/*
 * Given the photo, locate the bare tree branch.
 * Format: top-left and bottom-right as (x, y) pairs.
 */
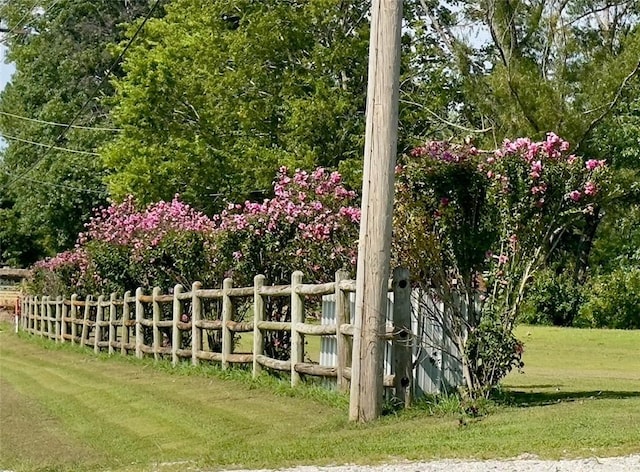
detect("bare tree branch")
(576, 59), (640, 151)
(418, 0), (458, 56)
(399, 97), (493, 134)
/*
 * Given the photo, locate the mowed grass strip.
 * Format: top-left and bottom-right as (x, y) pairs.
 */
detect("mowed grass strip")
(0, 324), (639, 472)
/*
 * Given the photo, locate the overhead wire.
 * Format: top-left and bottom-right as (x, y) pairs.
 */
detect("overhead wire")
(1, 133), (101, 155)
(1, 0), (162, 192)
(0, 168), (107, 195)
(0, 0), (59, 38)
(0, 110), (122, 131)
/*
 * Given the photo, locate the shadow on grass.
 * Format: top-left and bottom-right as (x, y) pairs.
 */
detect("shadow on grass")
(497, 388), (640, 407)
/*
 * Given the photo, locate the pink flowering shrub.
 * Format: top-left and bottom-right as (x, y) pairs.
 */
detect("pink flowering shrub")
(30, 167), (360, 306)
(30, 195), (217, 295)
(82, 195), (217, 291)
(394, 133), (608, 397)
(211, 166), (360, 286)
(32, 248), (91, 295)
(210, 167), (360, 360)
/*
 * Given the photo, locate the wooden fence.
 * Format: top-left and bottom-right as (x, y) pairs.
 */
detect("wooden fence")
(19, 270), (413, 396)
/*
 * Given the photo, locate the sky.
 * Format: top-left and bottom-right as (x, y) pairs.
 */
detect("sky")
(0, 43), (15, 149)
(0, 43), (14, 90)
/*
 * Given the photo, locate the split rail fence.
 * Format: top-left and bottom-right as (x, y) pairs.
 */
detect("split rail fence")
(20, 269), (415, 397)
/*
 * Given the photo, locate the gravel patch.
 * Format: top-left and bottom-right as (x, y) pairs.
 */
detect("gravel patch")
(219, 454), (640, 472)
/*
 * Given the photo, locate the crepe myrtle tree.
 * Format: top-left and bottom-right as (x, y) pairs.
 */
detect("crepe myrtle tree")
(393, 134), (609, 397)
(30, 166), (361, 359)
(210, 166), (360, 359)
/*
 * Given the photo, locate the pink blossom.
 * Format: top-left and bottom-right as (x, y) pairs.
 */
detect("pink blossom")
(568, 190), (582, 202)
(584, 181), (598, 196)
(529, 160), (542, 179)
(531, 183), (547, 195)
(585, 159), (606, 171)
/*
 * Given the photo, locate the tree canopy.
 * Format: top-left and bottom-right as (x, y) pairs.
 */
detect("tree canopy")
(101, 0), (372, 213)
(1, 0), (638, 313)
(0, 0), (164, 265)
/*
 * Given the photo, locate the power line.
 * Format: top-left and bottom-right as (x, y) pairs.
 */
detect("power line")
(1, 133), (100, 155)
(2, 0), (161, 191)
(0, 0), (58, 37)
(0, 168), (107, 195)
(0, 110), (121, 131)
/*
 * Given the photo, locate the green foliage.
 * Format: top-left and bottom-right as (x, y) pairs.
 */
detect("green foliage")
(580, 267), (640, 329)
(519, 268), (586, 327)
(465, 318), (524, 397)
(82, 241), (136, 295)
(0, 0), (163, 260)
(0, 188), (44, 266)
(102, 0), (371, 212)
(394, 136), (609, 397)
(126, 231), (217, 293)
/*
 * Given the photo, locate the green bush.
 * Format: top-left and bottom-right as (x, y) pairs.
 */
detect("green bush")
(580, 267), (640, 329)
(520, 269), (586, 326)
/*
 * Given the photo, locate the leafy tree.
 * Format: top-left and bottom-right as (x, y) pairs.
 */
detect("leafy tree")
(102, 0), (458, 212)
(0, 0), (165, 260)
(102, 0), (371, 213)
(410, 1), (640, 319)
(393, 135), (609, 396)
(0, 179), (44, 266)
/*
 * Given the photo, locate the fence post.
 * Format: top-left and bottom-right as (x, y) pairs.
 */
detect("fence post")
(109, 293), (117, 355)
(172, 284), (184, 366)
(291, 271), (304, 387)
(392, 267), (412, 407)
(39, 296), (46, 337)
(70, 294), (78, 343)
(80, 295), (91, 347)
(95, 295), (104, 354)
(49, 297), (55, 337)
(122, 291), (131, 356)
(335, 269), (351, 392)
(60, 296), (68, 343)
(34, 296), (39, 334)
(19, 297), (26, 331)
(20, 297), (26, 332)
(221, 278), (233, 370)
(49, 297), (55, 339)
(32, 296), (37, 334)
(39, 295), (47, 336)
(41, 296), (47, 336)
(253, 275), (265, 378)
(152, 287), (161, 361)
(135, 288), (144, 359)
(191, 282), (202, 366)
(55, 296), (62, 343)
(28, 297), (32, 333)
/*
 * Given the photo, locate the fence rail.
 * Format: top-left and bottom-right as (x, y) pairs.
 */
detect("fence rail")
(20, 270), (412, 394)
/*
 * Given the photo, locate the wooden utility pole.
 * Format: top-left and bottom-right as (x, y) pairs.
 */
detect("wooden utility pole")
(350, 0), (403, 422)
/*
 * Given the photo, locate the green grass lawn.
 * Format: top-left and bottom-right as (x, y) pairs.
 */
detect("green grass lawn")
(1, 324), (638, 472)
